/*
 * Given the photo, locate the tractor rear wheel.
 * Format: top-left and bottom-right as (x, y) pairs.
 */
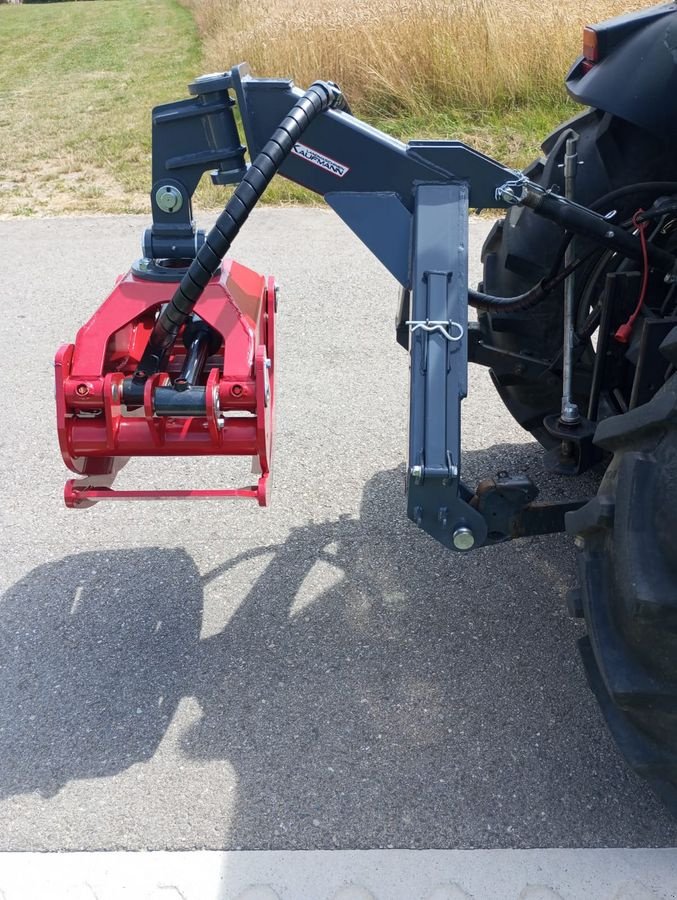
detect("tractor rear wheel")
(479, 108), (677, 446)
(567, 363), (677, 810)
(481, 109), (677, 809)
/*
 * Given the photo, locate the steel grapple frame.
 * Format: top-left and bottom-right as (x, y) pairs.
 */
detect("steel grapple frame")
(56, 262), (276, 507)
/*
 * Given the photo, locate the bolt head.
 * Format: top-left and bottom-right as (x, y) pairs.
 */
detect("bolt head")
(452, 526), (475, 551)
(560, 401), (580, 426)
(574, 535), (585, 550)
(155, 185), (183, 214)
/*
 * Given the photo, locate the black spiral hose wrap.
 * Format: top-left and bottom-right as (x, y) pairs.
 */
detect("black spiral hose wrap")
(135, 80), (348, 379)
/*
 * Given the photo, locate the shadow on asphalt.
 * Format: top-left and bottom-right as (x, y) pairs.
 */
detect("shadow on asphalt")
(2, 446), (676, 847)
(0, 546), (203, 798)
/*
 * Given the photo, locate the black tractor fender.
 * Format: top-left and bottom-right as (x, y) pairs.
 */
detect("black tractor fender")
(567, 2), (677, 139)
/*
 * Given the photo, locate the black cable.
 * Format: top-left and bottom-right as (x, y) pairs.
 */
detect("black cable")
(544, 217), (666, 377)
(135, 80), (349, 380)
(638, 202), (677, 223)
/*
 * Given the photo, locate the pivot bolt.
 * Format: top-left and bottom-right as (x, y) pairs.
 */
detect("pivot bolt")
(155, 185), (183, 214)
(410, 465), (423, 483)
(452, 526), (475, 551)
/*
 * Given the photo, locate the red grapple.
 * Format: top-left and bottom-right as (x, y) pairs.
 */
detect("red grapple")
(55, 260), (276, 508)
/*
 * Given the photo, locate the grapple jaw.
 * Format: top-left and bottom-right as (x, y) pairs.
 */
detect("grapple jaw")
(55, 261), (276, 508)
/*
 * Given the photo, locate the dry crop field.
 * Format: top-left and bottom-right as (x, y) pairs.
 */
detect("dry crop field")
(181, 0), (635, 202)
(185, 0), (632, 114)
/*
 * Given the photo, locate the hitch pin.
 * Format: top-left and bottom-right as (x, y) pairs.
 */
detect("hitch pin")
(407, 319), (464, 342)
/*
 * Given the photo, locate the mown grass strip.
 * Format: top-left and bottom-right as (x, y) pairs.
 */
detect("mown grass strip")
(0, 0), (202, 216)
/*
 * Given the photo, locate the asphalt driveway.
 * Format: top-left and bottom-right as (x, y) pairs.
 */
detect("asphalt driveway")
(1, 210), (676, 851)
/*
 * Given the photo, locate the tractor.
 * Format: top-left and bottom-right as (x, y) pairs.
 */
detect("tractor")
(56, 3), (677, 811)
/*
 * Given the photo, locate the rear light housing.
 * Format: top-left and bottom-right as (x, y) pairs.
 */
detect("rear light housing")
(582, 26), (599, 72)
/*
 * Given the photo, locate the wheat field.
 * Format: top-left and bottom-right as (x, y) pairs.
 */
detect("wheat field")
(183, 0), (633, 115)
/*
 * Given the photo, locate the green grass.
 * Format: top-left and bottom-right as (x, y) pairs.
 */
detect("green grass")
(0, 0), (579, 216)
(0, 0), (203, 216)
(378, 104), (578, 167)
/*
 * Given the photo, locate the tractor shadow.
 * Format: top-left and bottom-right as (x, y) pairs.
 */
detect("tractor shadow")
(1, 443), (676, 846)
(0, 546), (203, 799)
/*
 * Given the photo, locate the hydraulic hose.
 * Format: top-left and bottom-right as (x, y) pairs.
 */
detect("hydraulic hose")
(469, 248), (600, 312)
(520, 184), (677, 274)
(135, 80), (349, 380)
(591, 181), (677, 212)
(470, 181), (677, 312)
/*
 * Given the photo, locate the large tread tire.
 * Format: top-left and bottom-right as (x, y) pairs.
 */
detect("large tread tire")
(480, 108), (677, 446)
(567, 359), (677, 809)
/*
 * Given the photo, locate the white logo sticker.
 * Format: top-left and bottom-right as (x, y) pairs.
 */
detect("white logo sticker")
(291, 143), (350, 178)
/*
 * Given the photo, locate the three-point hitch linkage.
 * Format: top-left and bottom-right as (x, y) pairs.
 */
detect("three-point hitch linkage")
(55, 65), (677, 551)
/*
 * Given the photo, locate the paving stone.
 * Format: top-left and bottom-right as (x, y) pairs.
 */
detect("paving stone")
(0, 849), (675, 900)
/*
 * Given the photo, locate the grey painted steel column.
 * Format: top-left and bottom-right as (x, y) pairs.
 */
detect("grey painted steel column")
(407, 183), (488, 550)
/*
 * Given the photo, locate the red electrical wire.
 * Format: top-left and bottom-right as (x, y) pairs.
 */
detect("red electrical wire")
(615, 210), (649, 344)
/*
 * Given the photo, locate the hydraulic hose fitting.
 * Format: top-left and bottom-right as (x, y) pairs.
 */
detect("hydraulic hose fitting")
(495, 179), (528, 206)
(135, 79), (348, 380)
